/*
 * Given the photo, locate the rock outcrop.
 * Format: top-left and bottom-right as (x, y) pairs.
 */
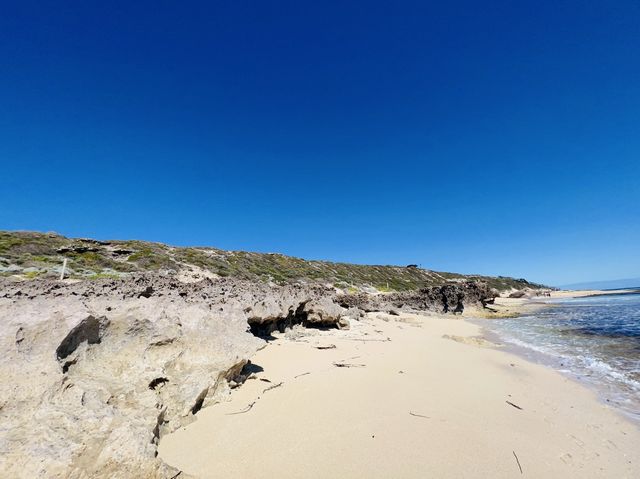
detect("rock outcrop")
(0, 274), (494, 477)
(336, 281), (495, 314)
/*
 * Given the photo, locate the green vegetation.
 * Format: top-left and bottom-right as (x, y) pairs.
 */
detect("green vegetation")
(27, 255), (58, 263)
(0, 231), (67, 257)
(0, 230), (548, 291)
(0, 235), (24, 255)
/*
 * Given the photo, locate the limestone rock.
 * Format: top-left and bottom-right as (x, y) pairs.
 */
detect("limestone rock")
(336, 281), (494, 315)
(337, 317), (351, 330)
(508, 290), (527, 298)
(302, 297), (346, 325)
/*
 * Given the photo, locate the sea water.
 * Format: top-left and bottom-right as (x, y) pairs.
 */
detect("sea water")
(481, 291), (640, 421)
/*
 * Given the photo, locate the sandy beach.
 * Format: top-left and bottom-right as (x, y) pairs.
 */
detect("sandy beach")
(548, 289), (639, 298)
(159, 309), (640, 478)
(474, 288), (640, 319)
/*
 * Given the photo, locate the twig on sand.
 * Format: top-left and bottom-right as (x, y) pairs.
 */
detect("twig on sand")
(409, 411), (430, 419)
(263, 381), (283, 393)
(513, 450), (523, 474)
(226, 401), (256, 415)
(259, 378), (271, 383)
(294, 372), (311, 378)
(333, 362), (366, 368)
(506, 400), (523, 410)
(315, 344), (336, 350)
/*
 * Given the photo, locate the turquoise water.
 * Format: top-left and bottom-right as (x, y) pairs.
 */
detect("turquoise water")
(482, 292), (640, 421)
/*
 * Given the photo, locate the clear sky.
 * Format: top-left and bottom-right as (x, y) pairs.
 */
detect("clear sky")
(1, 1), (639, 286)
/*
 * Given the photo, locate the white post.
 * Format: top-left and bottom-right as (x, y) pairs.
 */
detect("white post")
(60, 258), (68, 281)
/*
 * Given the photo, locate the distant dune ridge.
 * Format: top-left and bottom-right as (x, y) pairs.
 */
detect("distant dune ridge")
(0, 230), (544, 292)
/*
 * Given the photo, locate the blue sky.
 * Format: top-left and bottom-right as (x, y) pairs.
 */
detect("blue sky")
(1, 1), (639, 286)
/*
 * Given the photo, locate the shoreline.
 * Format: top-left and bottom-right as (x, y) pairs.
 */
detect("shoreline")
(475, 288), (640, 320)
(474, 316), (640, 425)
(476, 291), (640, 426)
(158, 307), (640, 478)
(548, 289), (640, 298)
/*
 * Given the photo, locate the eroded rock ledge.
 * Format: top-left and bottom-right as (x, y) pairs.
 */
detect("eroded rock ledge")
(336, 281), (496, 314)
(0, 274), (494, 477)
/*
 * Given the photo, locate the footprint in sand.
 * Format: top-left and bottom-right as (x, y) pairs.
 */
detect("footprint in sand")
(560, 452), (574, 465)
(570, 435), (585, 448)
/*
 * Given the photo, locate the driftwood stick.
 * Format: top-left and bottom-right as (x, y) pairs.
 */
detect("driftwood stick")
(315, 344), (336, 350)
(226, 401), (256, 415)
(294, 372), (311, 378)
(513, 450), (523, 474)
(263, 381), (283, 393)
(506, 400), (523, 410)
(409, 411), (430, 419)
(333, 362), (366, 368)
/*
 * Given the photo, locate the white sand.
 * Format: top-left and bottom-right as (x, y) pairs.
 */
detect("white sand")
(549, 289), (638, 298)
(159, 312), (640, 478)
